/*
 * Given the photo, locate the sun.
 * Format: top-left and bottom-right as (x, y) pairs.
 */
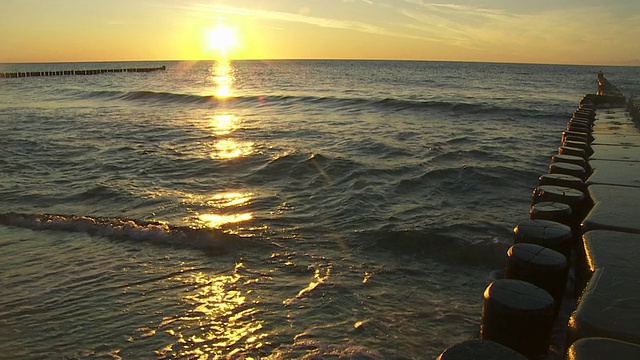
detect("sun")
(205, 24), (239, 56)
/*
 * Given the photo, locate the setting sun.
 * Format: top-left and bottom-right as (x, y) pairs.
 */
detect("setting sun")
(205, 24), (239, 56)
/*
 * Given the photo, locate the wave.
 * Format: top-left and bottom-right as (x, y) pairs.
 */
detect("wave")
(76, 89), (220, 105)
(0, 212), (247, 254)
(62, 88), (544, 115)
(359, 226), (511, 267)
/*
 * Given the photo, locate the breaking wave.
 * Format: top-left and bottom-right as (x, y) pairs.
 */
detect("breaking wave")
(0, 212), (246, 254)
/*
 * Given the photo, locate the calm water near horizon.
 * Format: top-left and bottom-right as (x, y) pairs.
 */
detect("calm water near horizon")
(1, 60), (639, 359)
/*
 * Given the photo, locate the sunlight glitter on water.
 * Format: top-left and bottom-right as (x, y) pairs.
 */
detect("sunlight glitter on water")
(208, 192), (252, 207)
(188, 192), (254, 229)
(156, 263), (267, 358)
(204, 61), (255, 160)
(210, 61), (234, 99)
(209, 114), (237, 136)
(283, 264), (332, 307)
(198, 213), (253, 228)
(211, 139), (254, 159)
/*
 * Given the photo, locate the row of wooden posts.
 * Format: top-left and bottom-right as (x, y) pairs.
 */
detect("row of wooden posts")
(0, 65), (166, 78)
(437, 86), (602, 359)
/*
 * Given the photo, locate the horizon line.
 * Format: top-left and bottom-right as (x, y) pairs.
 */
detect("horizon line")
(2, 58), (639, 68)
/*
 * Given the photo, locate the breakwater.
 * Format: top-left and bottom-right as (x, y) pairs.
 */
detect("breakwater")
(438, 74), (640, 359)
(0, 65), (166, 78)
(630, 98), (640, 121)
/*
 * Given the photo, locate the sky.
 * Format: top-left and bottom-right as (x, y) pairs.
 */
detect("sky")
(1, 0), (639, 65)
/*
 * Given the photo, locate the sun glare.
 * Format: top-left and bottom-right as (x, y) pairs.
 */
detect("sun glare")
(205, 24), (239, 56)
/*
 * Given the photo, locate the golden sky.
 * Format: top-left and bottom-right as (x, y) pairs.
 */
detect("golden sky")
(1, 0), (639, 65)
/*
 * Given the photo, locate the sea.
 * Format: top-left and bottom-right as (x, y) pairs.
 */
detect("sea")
(1, 60), (639, 359)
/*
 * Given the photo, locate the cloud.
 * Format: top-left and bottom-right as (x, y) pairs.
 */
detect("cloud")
(342, 0), (374, 4)
(155, 0), (640, 63)
(210, 4), (380, 32)
(391, 1), (640, 63)
(390, 2), (511, 49)
(172, 2), (429, 41)
(402, 1), (510, 21)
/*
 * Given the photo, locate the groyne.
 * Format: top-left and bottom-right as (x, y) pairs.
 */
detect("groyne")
(438, 74), (640, 359)
(0, 65), (166, 78)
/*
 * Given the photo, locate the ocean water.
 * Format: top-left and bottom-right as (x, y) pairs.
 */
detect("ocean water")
(1, 60), (639, 359)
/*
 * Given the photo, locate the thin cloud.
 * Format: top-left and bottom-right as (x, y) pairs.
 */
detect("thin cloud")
(402, 1), (509, 20)
(171, 3), (378, 32)
(394, 1), (640, 63)
(393, 2), (503, 49)
(148, 0), (639, 63)
(169, 2), (431, 42)
(347, 0), (374, 4)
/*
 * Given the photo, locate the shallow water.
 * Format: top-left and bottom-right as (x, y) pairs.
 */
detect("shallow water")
(1, 60), (638, 359)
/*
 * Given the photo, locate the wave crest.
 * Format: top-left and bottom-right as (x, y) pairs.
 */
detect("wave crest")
(65, 89), (539, 115)
(0, 212), (243, 254)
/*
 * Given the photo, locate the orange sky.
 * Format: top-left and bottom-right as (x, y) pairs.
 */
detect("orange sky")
(1, 0), (639, 65)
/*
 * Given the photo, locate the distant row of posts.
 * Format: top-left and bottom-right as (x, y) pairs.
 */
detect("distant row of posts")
(0, 65), (166, 78)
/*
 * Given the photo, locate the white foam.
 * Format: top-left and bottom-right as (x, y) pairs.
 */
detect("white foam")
(0, 212), (238, 252)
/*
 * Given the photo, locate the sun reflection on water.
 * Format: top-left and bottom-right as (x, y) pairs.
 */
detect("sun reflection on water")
(204, 61), (256, 161)
(198, 213), (253, 228)
(213, 139), (253, 159)
(156, 264), (266, 358)
(283, 264), (332, 307)
(210, 114), (236, 136)
(210, 60), (234, 99)
(182, 191), (254, 230)
(209, 192), (251, 207)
